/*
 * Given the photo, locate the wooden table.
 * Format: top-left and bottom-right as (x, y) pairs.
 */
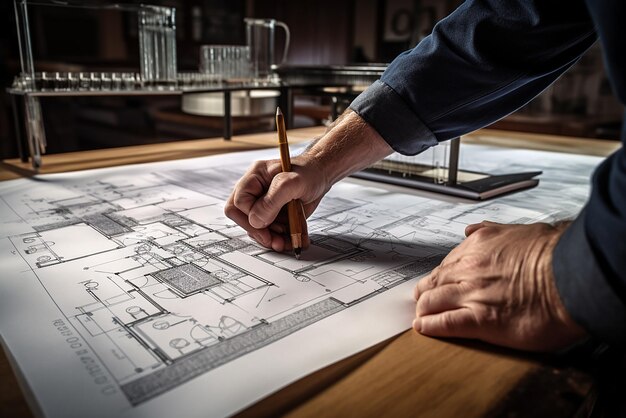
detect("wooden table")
(0, 127), (621, 418)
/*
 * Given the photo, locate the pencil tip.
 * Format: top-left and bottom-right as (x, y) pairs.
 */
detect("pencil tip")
(294, 248), (301, 259)
(276, 107), (283, 116)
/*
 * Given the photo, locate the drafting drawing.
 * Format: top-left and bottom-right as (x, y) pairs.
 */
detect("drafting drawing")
(0, 144), (603, 418)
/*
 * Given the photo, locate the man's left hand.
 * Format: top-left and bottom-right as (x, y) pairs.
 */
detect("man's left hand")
(413, 221), (587, 352)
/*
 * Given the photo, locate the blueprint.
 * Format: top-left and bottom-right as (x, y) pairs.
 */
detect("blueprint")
(0, 143), (604, 417)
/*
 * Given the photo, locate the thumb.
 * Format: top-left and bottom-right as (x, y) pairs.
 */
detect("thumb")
(465, 220), (502, 237)
(249, 172), (305, 228)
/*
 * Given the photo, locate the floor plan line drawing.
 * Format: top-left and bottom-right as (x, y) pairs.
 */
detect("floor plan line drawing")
(0, 144), (604, 418)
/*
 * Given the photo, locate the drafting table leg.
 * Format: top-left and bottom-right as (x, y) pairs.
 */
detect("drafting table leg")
(223, 90), (232, 140)
(11, 94), (28, 163)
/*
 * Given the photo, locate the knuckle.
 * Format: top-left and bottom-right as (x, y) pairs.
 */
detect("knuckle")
(441, 285), (459, 299)
(482, 220), (499, 227)
(250, 160), (267, 172)
(224, 202), (236, 218)
(459, 254), (487, 269)
(251, 160), (279, 180)
(283, 172), (300, 187)
(440, 312), (457, 331)
(260, 194), (276, 213)
(473, 304), (496, 327)
(233, 176), (265, 209)
(473, 226), (490, 238)
(427, 268), (440, 287)
(271, 173), (288, 189)
(471, 226), (494, 240)
(427, 274), (438, 289)
(457, 280), (475, 295)
(232, 192), (249, 210)
(267, 159), (283, 173)
(432, 263), (455, 285)
(464, 224), (476, 236)
(264, 174), (302, 210)
(415, 291), (431, 315)
(249, 172), (268, 188)
(272, 172), (298, 191)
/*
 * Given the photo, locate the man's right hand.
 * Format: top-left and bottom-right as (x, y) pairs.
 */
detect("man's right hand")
(224, 154), (330, 252)
(224, 110), (394, 252)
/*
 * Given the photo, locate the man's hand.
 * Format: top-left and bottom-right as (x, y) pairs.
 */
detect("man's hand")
(224, 154), (330, 252)
(224, 110), (393, 251)
(413, 221), (587, 352)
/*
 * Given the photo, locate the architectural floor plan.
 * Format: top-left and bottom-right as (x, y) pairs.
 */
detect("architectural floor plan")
(0, 144), (603, 417)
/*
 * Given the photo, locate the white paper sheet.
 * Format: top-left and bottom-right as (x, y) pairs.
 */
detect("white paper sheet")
(0, 143), (603, 417)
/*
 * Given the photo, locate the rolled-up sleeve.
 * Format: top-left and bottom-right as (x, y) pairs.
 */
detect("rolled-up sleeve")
(351, 0), (626, 348)
(350, 0), (596, 154)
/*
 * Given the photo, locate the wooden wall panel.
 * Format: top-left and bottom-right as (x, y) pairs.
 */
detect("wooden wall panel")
(251, 0), (355, 65)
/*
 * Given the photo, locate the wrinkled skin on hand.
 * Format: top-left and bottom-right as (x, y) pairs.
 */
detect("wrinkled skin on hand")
(413, 221), (587, 352)
(224, 155), (330, 252)
(224, 111), (393, 254)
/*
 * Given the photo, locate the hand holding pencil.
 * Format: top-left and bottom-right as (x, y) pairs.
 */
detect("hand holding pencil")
(225, 109), (389, 256)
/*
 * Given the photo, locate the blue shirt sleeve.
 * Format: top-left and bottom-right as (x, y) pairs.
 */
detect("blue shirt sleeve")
(553, 196), (626, 348)
(351, 0), (626, 348)
(351, 0), (596, 154)
(554, 1), (626, 349)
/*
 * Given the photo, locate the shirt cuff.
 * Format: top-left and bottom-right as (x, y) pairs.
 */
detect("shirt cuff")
(552, 210), (626, 348)
(349, 80), (439, 156)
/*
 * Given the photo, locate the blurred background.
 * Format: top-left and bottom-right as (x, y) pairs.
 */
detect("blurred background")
(1, 0), (623, 160)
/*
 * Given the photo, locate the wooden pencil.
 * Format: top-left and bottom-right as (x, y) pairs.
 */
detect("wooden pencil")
(276, 107), (305, 259)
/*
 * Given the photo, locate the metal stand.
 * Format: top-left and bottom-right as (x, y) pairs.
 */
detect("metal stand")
(352, 137), (542, 201)
(447, 137), (460, 185)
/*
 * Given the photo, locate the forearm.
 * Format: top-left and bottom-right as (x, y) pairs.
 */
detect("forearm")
(299, 110), (393, 186)
(351, 0), (596, 155)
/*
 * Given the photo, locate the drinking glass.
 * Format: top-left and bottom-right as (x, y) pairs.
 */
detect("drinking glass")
(139, 5), (177, 88)
(200, 45), (251, 82)
(67, 72), (79, 90)
(89, 72), (101, 90)
(79, 72), (90, 90)
(100, 72), (112, 90)
(111, 73), (122, 90)
(54, 72), (69, 90)
(245, 18), (290, 82)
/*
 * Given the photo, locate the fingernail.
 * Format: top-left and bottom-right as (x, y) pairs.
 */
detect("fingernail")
(412, 317), (421, 332)
(413, 287), (419, 301)
(249, 213), (266, 228)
